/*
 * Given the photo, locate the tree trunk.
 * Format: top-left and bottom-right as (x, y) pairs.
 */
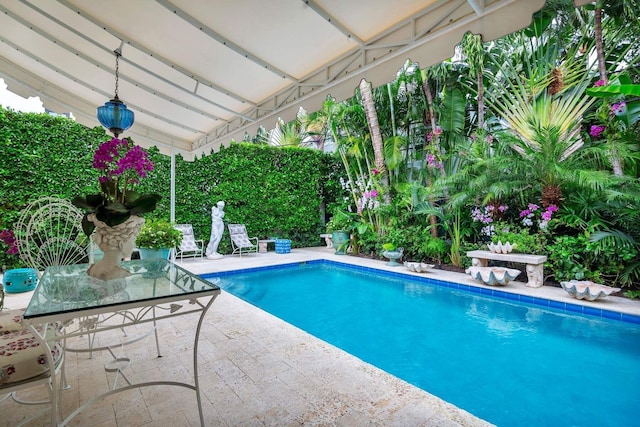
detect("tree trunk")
(359, 79), (390, 204)
(595, 6), (623, 175)
(476, 69), (484, 129)
(422, 79), (437, 138)
(594, 7), (607, 83)
(610, 147), (624, 176)
(421, 77), (441, 239)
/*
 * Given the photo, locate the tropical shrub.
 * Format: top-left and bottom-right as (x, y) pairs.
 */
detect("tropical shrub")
(546, 234), (601, 283)
(546, 231), (638, 287)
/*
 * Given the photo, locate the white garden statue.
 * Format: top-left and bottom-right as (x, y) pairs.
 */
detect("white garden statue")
(206, 201), (225, 260)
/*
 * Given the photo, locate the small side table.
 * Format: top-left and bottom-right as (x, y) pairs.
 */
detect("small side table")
(2, 268), (38, 293)
(275, 239), (291, 254)
(258, 239), (275, 253)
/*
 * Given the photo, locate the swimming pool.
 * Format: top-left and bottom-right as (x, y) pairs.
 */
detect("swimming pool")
(203, 260), (640, 427)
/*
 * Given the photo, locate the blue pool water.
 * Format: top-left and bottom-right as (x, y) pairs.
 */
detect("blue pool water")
(204, 261), (640, 427)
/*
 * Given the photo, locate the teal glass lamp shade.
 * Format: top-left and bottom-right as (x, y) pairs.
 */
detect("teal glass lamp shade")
(97, 96), (134, 136)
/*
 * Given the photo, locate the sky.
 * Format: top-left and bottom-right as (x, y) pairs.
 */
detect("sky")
(0, 78), (45, 113)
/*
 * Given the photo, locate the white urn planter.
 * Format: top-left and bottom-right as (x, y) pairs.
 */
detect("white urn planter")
(87, 214), (145, 281)
(560, 280), (621, 301)
(466, 266), (521, 286)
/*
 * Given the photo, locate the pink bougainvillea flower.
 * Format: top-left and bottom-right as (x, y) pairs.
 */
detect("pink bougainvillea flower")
(593, 79), (606, 87)
(433, 126), (443, 136)
(0, 229), (18, 255)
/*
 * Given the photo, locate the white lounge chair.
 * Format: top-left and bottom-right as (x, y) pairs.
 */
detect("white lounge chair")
(228, 224), (258, 257)
(174, 224), (204, 261)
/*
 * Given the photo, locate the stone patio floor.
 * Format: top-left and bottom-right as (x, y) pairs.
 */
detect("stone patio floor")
(2, 246), (639, 426)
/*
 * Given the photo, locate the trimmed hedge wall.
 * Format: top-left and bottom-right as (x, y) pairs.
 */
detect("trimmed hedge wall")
(144, 143), (345, 254)
(0, 107), (344, 268)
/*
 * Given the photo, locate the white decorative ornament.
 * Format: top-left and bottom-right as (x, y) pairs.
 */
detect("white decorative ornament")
(487, 241), (517, 254)
(403, 262), (435, 273)
(466, 266), (521, 286)
(560, 280), (621, 301)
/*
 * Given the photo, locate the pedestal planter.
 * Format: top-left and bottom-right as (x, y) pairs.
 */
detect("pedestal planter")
(382, 248), (403, 266)
(138, 248), (172, 260)
(331, 231), (350, 255)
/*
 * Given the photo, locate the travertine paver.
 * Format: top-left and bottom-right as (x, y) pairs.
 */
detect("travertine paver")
(3, 247), (638, 426)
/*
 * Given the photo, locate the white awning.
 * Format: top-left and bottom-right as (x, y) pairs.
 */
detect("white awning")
(0, 0), (590, 159)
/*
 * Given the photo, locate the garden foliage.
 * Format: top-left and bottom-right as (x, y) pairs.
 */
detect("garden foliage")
(0, 107), (344, 268)
(1, 1), (639, 292)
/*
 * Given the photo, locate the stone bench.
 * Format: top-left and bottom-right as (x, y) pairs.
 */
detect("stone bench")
(320, 233), (333, 248)
(466, 250), (547, 288)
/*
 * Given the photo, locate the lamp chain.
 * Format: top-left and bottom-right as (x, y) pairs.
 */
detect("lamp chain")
(114, 51), (120, 98)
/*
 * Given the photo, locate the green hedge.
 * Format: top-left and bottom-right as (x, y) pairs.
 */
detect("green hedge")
(0, 107), (344, 268)
(144, 143), (345, 254)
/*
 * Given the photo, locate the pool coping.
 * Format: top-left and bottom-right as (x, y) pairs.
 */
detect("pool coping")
(202, 257), (640, 326)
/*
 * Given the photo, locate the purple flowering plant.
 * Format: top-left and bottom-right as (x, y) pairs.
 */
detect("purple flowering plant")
(586, 73), (640, 146)
(589, 125), (605, 138)
(471, 204), (509, 236)
(0, 229), (18, 255)
(519, 203), (558, 230)
(72, 137), (161, 236)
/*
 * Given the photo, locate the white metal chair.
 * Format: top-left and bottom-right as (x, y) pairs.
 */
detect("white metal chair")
(228, 224), (259, 257)
(14, 197), (88, 270)
(2, 197), (86, 421)
(174, 224), (204, 260)
(0, 308), (65, 426)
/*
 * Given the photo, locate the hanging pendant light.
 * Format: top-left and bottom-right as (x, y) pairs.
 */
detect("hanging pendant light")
(97, 49), (134, 137)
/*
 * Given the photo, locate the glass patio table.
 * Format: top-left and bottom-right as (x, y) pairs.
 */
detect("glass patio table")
(22, 259), (221, 426)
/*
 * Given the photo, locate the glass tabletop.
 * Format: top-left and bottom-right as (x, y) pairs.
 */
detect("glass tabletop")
(23, 259), (220, 321)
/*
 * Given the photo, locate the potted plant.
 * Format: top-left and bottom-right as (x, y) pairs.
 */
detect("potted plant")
(381, 243), (403, 266)
(325, 210), (354, 255)
(71, 137), (162, 279)
(72, 137), (161, 235)
(136, 219), (183, 260)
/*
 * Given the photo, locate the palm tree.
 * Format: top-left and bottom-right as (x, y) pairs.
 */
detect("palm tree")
(359, 79), (391, 204)
(484, 40), (608, 206)
(589, 0), (640, 175)
(460, 32), (486, 130)
(592, 0), (640, 82)
(264, 108), (313, 148)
